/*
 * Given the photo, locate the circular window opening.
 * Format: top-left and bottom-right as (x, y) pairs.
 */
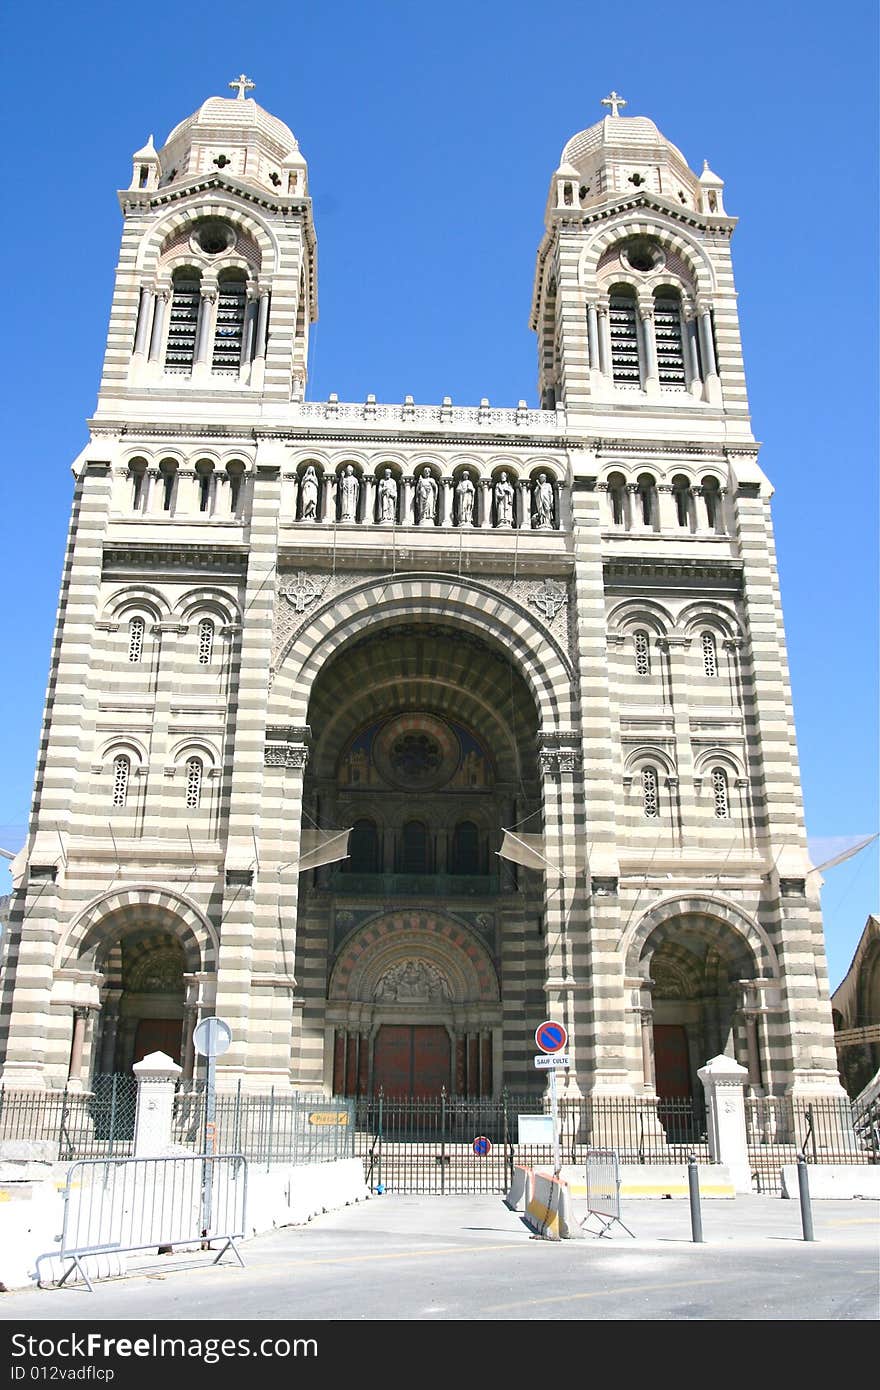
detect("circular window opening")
(192, 219), (236, 257)
(621, 237), (665, 275)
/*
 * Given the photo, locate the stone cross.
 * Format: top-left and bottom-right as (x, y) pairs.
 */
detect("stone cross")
(601, 91), (627, 118)
(229, 74), (255, 100)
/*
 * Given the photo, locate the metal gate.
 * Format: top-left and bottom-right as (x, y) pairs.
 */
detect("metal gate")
(353, 1091), (712, 1194)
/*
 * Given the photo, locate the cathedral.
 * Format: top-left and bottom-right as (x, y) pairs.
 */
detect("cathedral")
(0, 81), (845, 1105)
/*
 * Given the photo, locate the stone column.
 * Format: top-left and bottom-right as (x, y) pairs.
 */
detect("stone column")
(132, 1051), (182, 1157)
(586, 301), (600, 375)
(401, 475), (415, 526)
(67, 1008), (92, 1091)
(441, 477), (454, 527)
(517, 479), (530, 529)
(254, 285), (271, 359)
(321, 473), (337, 523)
(597, 299), (611, 377)
(362, 475), (376, 524)
(698, 1054), (752, 1192)
(683, 303), (702, 396)
(536, 734), (584, 1099)
(657, 483), (679, 531)
(639, 302), (659, 394)
(99, 992), (122, 1074)
(639, 1008), (655, 1090)
(194, 282), (217, 366)
(147, 286), (169, 362)
(744, 1011), (762, 1090)
(242, 288), (259, 365)
(697, 303), (721, 401)
(480, 478), (493, 528)
(132, 285), (154, 358)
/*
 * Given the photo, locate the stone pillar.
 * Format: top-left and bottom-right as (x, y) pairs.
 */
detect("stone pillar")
(517, 479), (530, 529)
(362, 475), (376, 524)
(147, 286), (169, 362)
(697, 304), (721, 401)
(242, 289), (258, 364)
(132, 286), (154, 358)
(194, 283), (217, 366)
(744, 1011), (762, 1090)
(586, 301), (600, 374)
(441, 477), (454, 527)
(480, 478), (493, 528)
(639, 303), (659, 395)
(657, 483), (679, 531)
(402, 475), (415, 526)
(132, 1051), (182, 1157)
(321, 472), (337, 523)
(99, 993), (122, 1074)
(640, 1009), (655, 1090)
(597, 300), (611, 376)
(254, 286), (271, 359)
(67, 1008), (92, 1091)
(698, 1054), (752, 1192)
(683, 304), (702, 396)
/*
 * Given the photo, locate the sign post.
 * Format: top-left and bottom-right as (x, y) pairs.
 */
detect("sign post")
(193, 1017), (232, 1239)
(535, 1020), (568, 1176)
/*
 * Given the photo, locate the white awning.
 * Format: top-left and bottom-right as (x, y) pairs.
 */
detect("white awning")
(298, 828), (352, 872)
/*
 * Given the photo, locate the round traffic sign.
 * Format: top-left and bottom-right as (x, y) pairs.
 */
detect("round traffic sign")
(193, 1016), (232, 1058)
(535, 1020), (568, 1054)
(473, 1135), (491, 1157)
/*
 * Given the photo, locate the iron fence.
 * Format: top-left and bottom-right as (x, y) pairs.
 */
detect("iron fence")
(0, 1076), (138, 1160)
(746, 1093), (880, 1193)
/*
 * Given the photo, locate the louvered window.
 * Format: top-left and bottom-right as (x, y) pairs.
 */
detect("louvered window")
(712, 767), (730, 819)
(198, 619), (214, 665)
(635, 630), (651, 676)
(185, 757), (203, 809)
(642, 766), (659, 819)
(112, 755), (130, 808)
(128, 617), (144, 664)
(654, 295), (686, 385)
(702, 631), (718, 678)
(165, 273), (201, 369)
(609, 291), (641, 384)
(212, 276), (247, 371)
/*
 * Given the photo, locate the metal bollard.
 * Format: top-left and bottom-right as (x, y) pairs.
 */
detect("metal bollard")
(796, 1154), (815, 1242)
(688, 1155), (704, 1243)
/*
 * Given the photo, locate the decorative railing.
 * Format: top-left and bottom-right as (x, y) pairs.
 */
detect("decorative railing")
(291, 397), (564, 433)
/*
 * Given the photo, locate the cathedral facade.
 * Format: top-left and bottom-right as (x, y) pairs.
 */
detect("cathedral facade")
(0, 83), (844, 1103)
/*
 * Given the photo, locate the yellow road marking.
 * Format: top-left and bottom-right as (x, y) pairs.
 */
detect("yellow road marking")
(484, 1276), (735, 1313)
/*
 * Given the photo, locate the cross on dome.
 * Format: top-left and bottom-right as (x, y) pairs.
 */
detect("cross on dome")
(601, 90), (627, 118)
(229, 73), (255, 100)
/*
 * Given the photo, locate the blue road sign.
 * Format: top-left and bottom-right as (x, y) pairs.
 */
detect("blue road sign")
(535, 1020), (568, 1054)
(473, 1135), (491, 1156)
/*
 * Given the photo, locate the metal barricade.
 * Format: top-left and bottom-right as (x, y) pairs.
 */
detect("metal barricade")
(37, 1153), (248, 1292)
(581, 1147), (634, 1238)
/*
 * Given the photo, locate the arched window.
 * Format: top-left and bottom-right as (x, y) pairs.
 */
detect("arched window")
(112, 755), (130, 808)
(128, 458), (148, 511)
(608, 472), (627, 526)
(654, 290), (686, 386)
(196, 461), (214, 513)
(712, 767), (730, 819)
(701, 477), (722, 531)
(672, 475), (692, 528)
(348, 819), (380, 874)
(165, 269), (201, 369)
(642, 766), (659, 819)
(609, 287), (640, 384)
(634, 629), (651, 676)
(400, 820), (430, 874)
(127, 616), (144, 664)
(185, 757), (202, 809)
(158, 459), (176, 511)
(198, 619), (214, 665)
(701, 631), (718, 678)
(451, 821), (480, 876)
(226, 461), (245, 512)
(636, 474), (657, 527)
(213, 271), (248, 371)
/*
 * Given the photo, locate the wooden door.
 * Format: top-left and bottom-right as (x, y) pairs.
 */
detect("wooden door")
(133, 1018), (182, 1066)
(653, 1024), (692, 1098)
(373, 1025), (450, 1097)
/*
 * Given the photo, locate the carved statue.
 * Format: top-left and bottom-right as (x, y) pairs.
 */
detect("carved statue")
(339, 464), (360, 522)
(374, 958), (451, 1001)
(378, 468), (398, 524)
(300, 465), (319, 521)
(415, 469), (438, 524)
(455, 470), (475, 526)
(494, 471), (514, 527)
(532, 472), (555, 529)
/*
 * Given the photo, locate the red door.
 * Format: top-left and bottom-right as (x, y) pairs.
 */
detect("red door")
(133, 1018), (182, 1066)
(653, 1024), (692, 1099)
(373, 1026), (450, 1097)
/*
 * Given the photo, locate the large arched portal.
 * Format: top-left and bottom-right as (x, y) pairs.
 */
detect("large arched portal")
(637, 910), (761, 1100)
(294, 622), (545, 1097)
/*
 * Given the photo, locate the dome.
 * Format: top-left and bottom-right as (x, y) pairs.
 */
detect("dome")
(561, 114), (687, 170)
(163, 95), (300, 159)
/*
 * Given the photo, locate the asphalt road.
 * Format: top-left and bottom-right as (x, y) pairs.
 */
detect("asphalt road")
(1, 1193), (877, 1325)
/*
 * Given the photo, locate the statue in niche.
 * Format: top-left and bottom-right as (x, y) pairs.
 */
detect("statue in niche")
(532, 472), (555, 529)
(494, 471), (514, 527)
(415, 469), (438, 525)
(300, 465), (319, 521)
(339, 465), (360, 522)
(378, 468), (398, 524)
(455, 470), (476, 526)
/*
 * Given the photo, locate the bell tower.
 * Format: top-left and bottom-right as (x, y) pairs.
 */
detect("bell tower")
(530, 93), (749, 439)
(97, 75), (317, 417)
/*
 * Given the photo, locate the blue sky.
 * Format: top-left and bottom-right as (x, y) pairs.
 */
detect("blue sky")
(0, 0), (877, 987)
